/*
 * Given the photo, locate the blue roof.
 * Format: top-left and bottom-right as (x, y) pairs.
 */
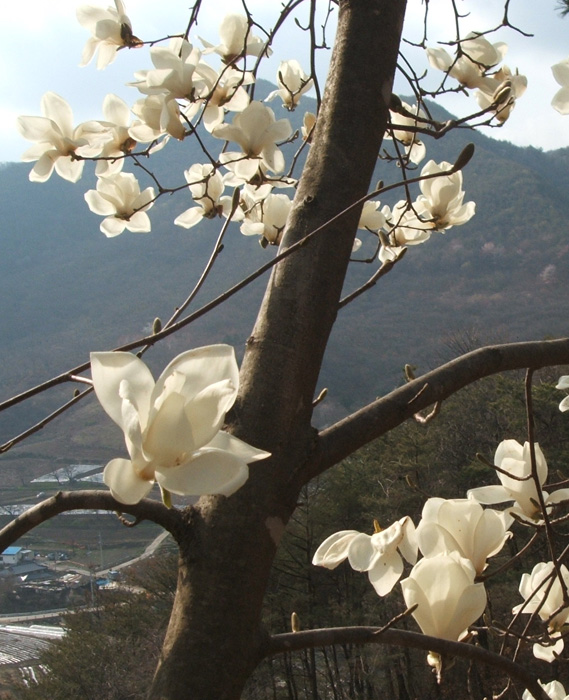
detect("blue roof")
(2, 547), (22, 555)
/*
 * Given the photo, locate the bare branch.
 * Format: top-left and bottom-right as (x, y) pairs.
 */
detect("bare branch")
(313, 338), (569, 480)
(264, 626), (549, 700)
(0, 491), (185, 552)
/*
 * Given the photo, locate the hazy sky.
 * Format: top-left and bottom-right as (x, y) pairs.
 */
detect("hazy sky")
(1, 0), (568, 163)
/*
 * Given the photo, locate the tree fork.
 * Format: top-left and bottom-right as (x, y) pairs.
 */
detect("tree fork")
(148, 1), (407, 698)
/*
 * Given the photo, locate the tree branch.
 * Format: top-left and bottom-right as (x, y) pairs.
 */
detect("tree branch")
(312, 338), (569, 480)
(0, 491), (185, 552)
(265, 626), (549, 700)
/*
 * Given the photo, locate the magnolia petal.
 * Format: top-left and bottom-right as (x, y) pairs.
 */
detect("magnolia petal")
(17, 116), (55, 142)
(312, 531), (360, 568)
(184, 380), (238, 448)
(467, 484), (510, 505)
(91, 351), (155, 430)
(206, 431), (271, 464)
(174, 207), (204, 229)
(151, 345), (239, 411)
(144, 391), (197, 462)
(125, 211), (152, 233)
(101, 216), (127, 237)
(347, 533), (376, 572)
(85, 189), (117, 216)
(29, 153), (56, 183)
(533, 635), (564, 663)
(54, 157), (84, 183)
(42, 92), (74, 137)
(560, 395), (569, 412)
(155, 449), (249, 497)
(103, 458), (154, 504)
(557, 376), (569, 390)
(546, 488), (569, 505)
(368, 553), (404, 596)
(103, 93), (131, 126)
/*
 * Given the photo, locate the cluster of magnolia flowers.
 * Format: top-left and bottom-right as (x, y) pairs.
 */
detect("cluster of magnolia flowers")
(16, 0), (480, 252)
(426, 32), (528, 125)
(17, 1), (312, 242)
(313, 435), (569, 686)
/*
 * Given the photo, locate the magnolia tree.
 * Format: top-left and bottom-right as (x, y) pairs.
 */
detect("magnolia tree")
(3, 0), (569, 698)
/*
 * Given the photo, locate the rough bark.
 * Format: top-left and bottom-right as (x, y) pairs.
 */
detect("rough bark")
(147, 1), (407, 698)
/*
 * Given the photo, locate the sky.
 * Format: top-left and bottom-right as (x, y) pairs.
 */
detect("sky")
(1, 0), (569, 163)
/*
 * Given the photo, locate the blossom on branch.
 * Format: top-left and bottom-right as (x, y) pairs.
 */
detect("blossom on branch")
(129, 38), (204, 103)
(129, 94), (185, 143)
(513, 562), (569, 662)
(18, 92), (106, 183)
(266, 60), (314, 110)
(476, 66), (527, 123)
(186, 65), (253, 132)
(84, 172), (155, 236)
(523, 680), (569, 700)
(90, 345), (270, 505)
(556, 376), (569, 411)
(312, 517), (417, 596)
(415, 160), (476, 231)
(77, 0), (141, 70)
(467, 440), (569, 520)
(401, 551), (487, 672)
(200, 14), (270, 64)
(174, 164), (237, 229)
(213, 101), (292, 179)
(552, 58), (569, 114)
(387, 101), (427, 165)
(94, 94), (137, 175)
(416, 497), (511, 575)
(426, 32), (507, 90)
(240, 190), (292, 245)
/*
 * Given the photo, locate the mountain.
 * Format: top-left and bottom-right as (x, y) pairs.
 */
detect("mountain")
(1, 87), (568, 474)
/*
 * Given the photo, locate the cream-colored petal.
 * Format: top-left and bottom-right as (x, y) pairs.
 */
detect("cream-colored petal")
(155, 449), (248, 496)
(90, 351), (155, 430)
(103, 458), (154, 504)
(312, 531), (360, 568)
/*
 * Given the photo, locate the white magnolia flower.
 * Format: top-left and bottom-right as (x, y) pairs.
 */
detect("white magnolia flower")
(94, 94), (137, 175)
(174, 164), (237, 229)
(77, 0), (141, 70)
(427, 32), (508, 89)
(266, 60), (313, 110)
(415, 160), (475, 231)
(129, 94), (185, 143)
(468, 440), (569, 520)
(476, 66), (527, 123)
(129, 38), (204, 103)
(358, 201), (388, 232)
(556, 376), (569, 412)
(552, 58), (569, 114)
(213, 101), (292, 177)
(301, 112), (317, 142)
(240, 191), (292, 245)
(84, 172), (155, 236)
(523, 680), (569, 700)
(312, 517), (417, 596)
(90, 345), (270, 505)
(18, 92), (106, 183)
(513, 562), (569, 663)
(187, 65), (253, 132)
(388, 101), (427, 165)
(200, 14), (270, 64)
(401, 551), (487, 641)
(386, 201), (432, 247)
(416, 498), (511, 575)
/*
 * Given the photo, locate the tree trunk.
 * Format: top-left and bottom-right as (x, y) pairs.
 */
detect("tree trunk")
(148, 1), (407, 698)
